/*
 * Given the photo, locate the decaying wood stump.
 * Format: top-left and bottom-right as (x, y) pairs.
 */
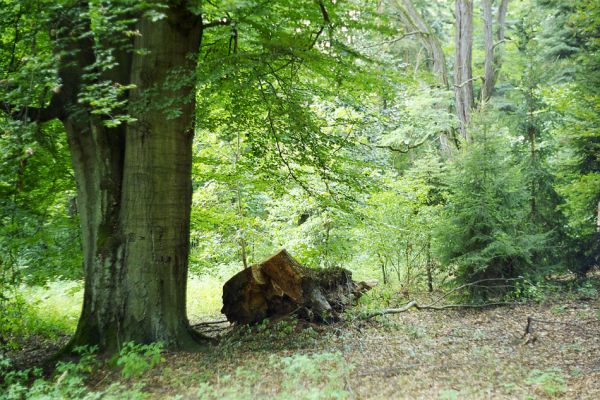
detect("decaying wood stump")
(221, 249), (374, 324)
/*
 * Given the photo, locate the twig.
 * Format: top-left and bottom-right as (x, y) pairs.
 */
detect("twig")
(192, 319), (229, 327)
(454, 75), (482, 89)
(361, 31), (427, 49)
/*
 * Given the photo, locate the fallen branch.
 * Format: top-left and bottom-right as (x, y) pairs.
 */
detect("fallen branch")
(364, 301), (518, 319)
(192, 319), (229, 327)
(363, 277), (525, 320)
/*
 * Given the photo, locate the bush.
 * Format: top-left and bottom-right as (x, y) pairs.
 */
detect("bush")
(435, 115), (546, 297)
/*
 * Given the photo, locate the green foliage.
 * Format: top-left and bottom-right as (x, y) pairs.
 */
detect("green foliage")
(435, 114), (545, 294)
(116, 341), (164, 379)
(0, 0), (597, 369)
(1, 346), (96, 400)
(195, 352), (352, 400)
(0, 281), (80, 350)
(526, 368), (568, 397)
(357, 153), (444, 287)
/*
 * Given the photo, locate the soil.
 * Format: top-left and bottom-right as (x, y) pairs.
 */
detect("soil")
(5, 290), (600, 399)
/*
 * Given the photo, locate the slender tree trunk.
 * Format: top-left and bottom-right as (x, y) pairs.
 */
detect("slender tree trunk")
(494, 0), (509, 87)
(481, 0), (494, 103)
(377, 253), (388, 285)
(481, 0), (510, 103)
(596, 200), (600, 233)
(426, 236), (433, 293)
(395, 0), (449, 87)
(394, 0), (454, 154)
(454, 0), (473, 142)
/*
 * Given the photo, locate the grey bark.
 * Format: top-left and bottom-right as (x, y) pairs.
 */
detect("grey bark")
(394, 0), (453, 153)
(481, 0), (510, 103)
(597, 200), (600, 232)
(481, 0), (494, 103)
(454, 0), (473, 142)
(494, 0), (510, 87)
(395, 0), (449, 87)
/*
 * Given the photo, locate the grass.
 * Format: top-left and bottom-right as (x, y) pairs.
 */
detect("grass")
(13, 274), (225, 337)
(20, 280), (83, 334)
(186, 275), (224, 319)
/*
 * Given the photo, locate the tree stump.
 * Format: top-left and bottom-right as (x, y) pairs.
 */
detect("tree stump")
(221, 249), (374, 324)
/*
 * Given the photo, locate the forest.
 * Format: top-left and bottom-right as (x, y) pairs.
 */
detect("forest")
(0, 0), (599, 398)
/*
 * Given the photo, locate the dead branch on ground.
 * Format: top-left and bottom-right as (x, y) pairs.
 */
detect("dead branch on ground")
(363, 277), (524, 319)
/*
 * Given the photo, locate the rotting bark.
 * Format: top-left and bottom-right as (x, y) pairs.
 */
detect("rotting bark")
(221, 249), (375, 324)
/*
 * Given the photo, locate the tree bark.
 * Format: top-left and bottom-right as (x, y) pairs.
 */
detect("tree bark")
(395, 0), (449, 87)
(454, 0), (473, 142)
(394, 0), (453, 153)
(481, 0), (510, 103)
(493, 0), (510, 88)
(54, 1), (203, 352)
(481, 0), (495, 103)
(596, 200), (600, 233)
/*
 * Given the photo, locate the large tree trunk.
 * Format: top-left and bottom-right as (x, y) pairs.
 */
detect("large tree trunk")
(454, 0), (474, 142)
(494, 0), (509, 85)
(62, 2), (203, 352)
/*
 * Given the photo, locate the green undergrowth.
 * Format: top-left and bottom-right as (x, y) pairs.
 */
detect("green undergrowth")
(525, 368), (568, 398)
(195, 352), (352, 400)
(0, 275), (224, 351)
(0, 344), (155, 400)
(186, 275), (224, 318)
(1, 337), (352, 400)
(351, 274), (600, 317)
(0, 282), (81, 350)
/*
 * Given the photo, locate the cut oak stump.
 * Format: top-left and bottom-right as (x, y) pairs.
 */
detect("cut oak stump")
(221, 249), (374, 324)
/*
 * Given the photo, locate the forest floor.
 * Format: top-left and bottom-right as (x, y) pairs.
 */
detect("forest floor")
(4, 276), (600, 399)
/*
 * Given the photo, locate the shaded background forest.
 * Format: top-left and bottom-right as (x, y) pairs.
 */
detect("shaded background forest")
(0, 0), (599, 345)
